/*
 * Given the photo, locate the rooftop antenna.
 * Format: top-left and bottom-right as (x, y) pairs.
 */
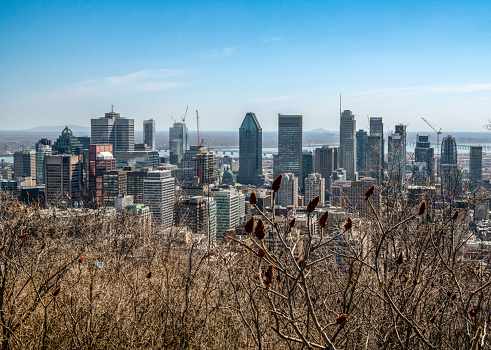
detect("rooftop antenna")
(111, 105), (114, 113)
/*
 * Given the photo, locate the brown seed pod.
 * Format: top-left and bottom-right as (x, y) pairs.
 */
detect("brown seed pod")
(344, 217), (353, 231)
(451, 210), (459, 221)
(146, 271), (152, 279)
(78, 256), (84, 264)
(307, 196), (320, 213)
(337, 297), (341, 304)
(289, 217), (296, 228)
(272, 174), (283, 192)
(276, 274), (281, 282)
(254, 219), (266, 240)
(418, 201), (426, 215)
(432, 304), (436, 311)
(249, 192), (258, 205)
(263, 264), (274, 289)
(348, 266), (354, 276)
(396, 251), (404, 265)
(468, 308), (476, 317)
(258, 248), (266, 259)
(244, 217), (254, 234)
(413, 277), (418, 286)
(402, 276), (408, 283)
(52, 287), (61, 297)
(318, 211), (329, 228)
(364, 185), (375, 201)
(336, 313), (348, 325)
(0, 245), (5, 252)
(41, 242), (46, 250)
(429, 314), (436, 323)
(447, 289), (452, 297)
(19, 232), (28, 239)
(451, 293), (457, 301)
(422, 327), (427, 335)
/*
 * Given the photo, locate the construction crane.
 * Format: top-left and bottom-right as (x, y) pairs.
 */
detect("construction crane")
(182, 106), (188, 123)
(421, 117), (442, 187)
(196, 110), (204, 153)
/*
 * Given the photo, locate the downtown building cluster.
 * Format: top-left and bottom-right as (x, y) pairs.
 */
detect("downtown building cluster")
(1, 108), (489, 250)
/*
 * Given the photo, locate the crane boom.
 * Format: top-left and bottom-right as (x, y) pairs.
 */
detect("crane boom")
(182, 106), (188, 123)
(421, 117), (442, 135)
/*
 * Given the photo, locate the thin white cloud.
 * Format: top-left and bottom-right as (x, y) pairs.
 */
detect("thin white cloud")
(262, 36), (282, 43)
(35, 69), (189, 100)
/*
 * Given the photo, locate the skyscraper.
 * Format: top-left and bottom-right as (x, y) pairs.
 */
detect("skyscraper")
(238, 112), (263, 185)
(278, 114), (302, 182)
(143, 170), (175, 229)
(14, 151), (36, 181)
(368, 117), (384, 181)
(35, 139), (52, 185)
(441, 135), (460, 195)
(387, 124), (407, 184)
(470, 146), (483, 189)
(87, 144), (116, 205)
(181, 146), (219, 184)
(91, 107), (135, 152)
(413, 135), (434, 184)
(143, 119), (156, 150)
(339, 110), (356, 180)
(169, 121), (189, 165)
(355, 130), (367, 175)
(314, 146), (338, 185)
(52, 127), (84, 155)
(45, 155), (84, 204)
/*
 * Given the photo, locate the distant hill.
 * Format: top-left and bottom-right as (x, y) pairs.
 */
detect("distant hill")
(25, 125), (90, 133)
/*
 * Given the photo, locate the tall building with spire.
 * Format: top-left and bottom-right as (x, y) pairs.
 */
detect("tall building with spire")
(91, 107), (135, 152)
(278, 114), (302, 183)
(339, 110), (356, 180)
(441, 135), (460, 195)
(238, 112), (263, 185)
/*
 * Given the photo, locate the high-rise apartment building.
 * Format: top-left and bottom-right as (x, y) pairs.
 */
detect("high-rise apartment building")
(304, 173), (325, 206)
(91, 108), (135, 152)
(143, 119), (156, 150)
(52, 127), (84, 155)
(278, 114), (302, 182)
(387, 124), (407, 184)
(441, 135), (457, 165)
(169, 121), (189, 165)
(143, 170), (175, 229)
(126, 168), (148, 203)
(35, 139), (52, 185)
(181, 146), (219, 184)
(276, 173), (298, 207)
(314, 146), (338, 185)
(413, 135), (434, 184)
(356, 130), (367, 175)
(14, 150), (36, 181)
(238, 112), (263, 185)
(339, 110), (356, 180)
(210, 189), (245, 239)
(45, 155), (84, 204)
(470, 146), (483, 189)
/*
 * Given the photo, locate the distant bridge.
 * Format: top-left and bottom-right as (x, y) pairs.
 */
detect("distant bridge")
(407, 143), (491, 151)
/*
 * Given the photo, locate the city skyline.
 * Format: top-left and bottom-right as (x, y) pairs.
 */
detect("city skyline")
(1, 1), (491, 132)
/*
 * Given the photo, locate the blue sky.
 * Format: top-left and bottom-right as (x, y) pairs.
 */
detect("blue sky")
(1, 0), (491, 132)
